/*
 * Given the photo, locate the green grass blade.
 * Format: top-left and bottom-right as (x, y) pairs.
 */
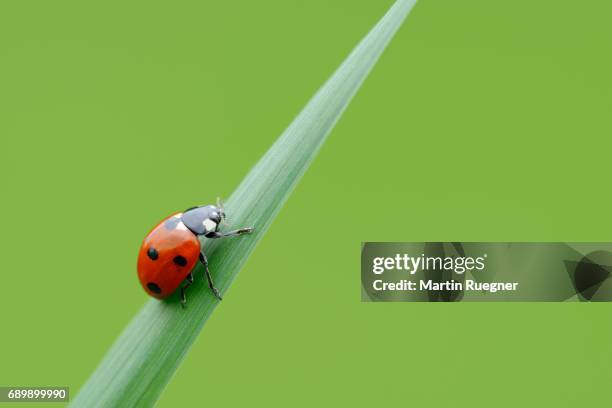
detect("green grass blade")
(71, 1), (417, 406)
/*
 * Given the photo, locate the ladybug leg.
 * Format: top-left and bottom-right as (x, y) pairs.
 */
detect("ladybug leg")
(199, 252), (223, 301)
(205, 227), (254, 238)
(180, 272), (194, 308)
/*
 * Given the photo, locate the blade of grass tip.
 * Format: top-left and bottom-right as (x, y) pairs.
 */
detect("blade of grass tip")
(71, 1), (417, 406)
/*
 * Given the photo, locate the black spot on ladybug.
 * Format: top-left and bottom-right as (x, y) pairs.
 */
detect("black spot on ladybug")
(164, 217), (181, 230)
(147, 282), (162, 294)
(173, 255), (187, 267)
(147, 247), (159, 260)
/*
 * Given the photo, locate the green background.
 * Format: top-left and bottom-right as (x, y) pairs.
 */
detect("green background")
(1, 0), (611, 406)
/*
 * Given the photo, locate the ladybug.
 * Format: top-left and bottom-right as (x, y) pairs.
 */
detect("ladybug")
(137, 203), (253, 306)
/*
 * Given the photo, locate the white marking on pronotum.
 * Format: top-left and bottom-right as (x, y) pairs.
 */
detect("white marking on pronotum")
(202, 219), (216, 232)
(167, 213), (188, 231)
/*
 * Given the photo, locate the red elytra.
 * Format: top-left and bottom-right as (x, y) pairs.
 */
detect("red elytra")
(137, 213), (200, 299)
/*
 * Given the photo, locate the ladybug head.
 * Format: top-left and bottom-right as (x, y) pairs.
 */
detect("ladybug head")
(214, 198), (226, 224)
(211, 206), (225, 224)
